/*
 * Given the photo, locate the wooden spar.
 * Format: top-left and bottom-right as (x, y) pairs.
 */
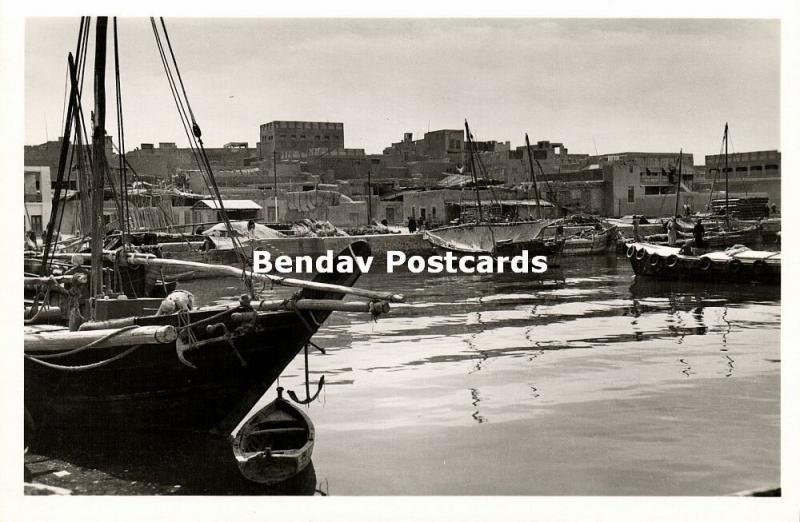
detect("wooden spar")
(90, 17), (109, 304)
(25, 324), (177, 352)
(254, 298), (390, 314)
(78, 316), (137, 331)
(674, 148), (683, 217)
(119, 253), (406, 303)
(464, 119), (484, 223)
(24, 274), (88, 288)
(24, 308), (65, 322)
(524, 133), (543, 219)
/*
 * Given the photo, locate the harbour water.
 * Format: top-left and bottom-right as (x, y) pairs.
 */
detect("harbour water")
(26, 253), (780, 495)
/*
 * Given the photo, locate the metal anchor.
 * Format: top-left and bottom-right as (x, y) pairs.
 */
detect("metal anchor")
(287, 342), (325, 405)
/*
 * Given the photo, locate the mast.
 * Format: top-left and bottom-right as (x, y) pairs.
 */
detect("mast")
(464, 120), (483, 223)
(524, 133), (543, 219)
(40, 53), (78, 276)
(90, 17), (108, 308)
(724, 122), (729, 228)
(674, 148), (683, 217)
(367, 164), (372, 225)
(272, 150), (278, 222)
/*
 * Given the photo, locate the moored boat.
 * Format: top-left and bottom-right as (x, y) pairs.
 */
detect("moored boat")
(231, 387), (314, 485)
(626, 242), (780, 284)
(24, 240), (399, 436)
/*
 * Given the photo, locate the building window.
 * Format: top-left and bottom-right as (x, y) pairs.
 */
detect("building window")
(765, 164), (779, 170)
(431, 207), (436, 220)
(30, 215), (43, 233)
(627, 186), (635, 203)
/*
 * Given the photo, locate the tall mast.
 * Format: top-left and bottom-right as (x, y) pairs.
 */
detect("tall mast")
(524, 133), (543, 219)
(90, 17), (108, 308)
(366, 164), (372, 225)
(272, 149), (278, 222)
(464, 120), (483, 223)
(724, 122), (729, 228)
(674, 148), (682, 217)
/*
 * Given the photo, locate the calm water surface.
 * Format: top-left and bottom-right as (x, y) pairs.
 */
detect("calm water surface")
(189, 253), (781, 495)
(30, 254), (779, 495)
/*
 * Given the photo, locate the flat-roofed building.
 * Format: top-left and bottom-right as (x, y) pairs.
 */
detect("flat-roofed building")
(259, 121), (344, 160)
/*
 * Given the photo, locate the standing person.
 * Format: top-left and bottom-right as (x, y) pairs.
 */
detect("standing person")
(632, 216), (641, 242)
(246, 219), (257, 239)
(667, 217), (678, 246)
(25, 230), (39, 252)
(693, 219), (706, 249)
(407, 215), (417, 233)
(417, 215), (426, 231)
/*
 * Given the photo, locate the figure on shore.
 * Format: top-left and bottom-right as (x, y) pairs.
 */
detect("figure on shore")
(632, 216), (641, 242)
(693, 219), (706, 249)
(25, 230), (39, 252)
(667, 217), (678, 246)
(407, 216), (417, 233)
(247, 219), (257, 239)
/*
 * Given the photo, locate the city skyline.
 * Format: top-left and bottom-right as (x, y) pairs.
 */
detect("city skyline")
(25, 18), (780, 162)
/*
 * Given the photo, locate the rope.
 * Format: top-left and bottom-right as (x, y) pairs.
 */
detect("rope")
(175, 305), (240, 333)
(113, 17), (131, 244)
(150, 18), (251, 277)
(25, 345), (142, 371)
(28, 325), (139, 359)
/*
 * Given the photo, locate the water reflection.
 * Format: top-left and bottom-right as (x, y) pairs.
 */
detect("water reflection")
(26, 430), (317, 495)
(172, 254), (779, 494)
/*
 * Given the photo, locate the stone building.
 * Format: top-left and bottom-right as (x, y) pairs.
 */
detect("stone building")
(700, 150), (781, 209)
(258, 121), (344, 161)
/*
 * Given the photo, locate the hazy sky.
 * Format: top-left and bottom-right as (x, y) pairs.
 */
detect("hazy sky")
(25, 18), (779, 162)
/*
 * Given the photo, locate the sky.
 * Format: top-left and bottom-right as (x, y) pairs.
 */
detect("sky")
(24, 18), (780, 162)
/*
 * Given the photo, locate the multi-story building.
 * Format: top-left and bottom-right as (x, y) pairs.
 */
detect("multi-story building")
(258, 121), (344, 161)
(24, 166), (53, 234)
(701, 150), (780, 209)
(589, 152), (696, 216)
(383, 129), (465, 166)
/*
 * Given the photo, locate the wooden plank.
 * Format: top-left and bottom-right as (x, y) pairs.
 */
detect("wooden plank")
(25, 325), (177, 352)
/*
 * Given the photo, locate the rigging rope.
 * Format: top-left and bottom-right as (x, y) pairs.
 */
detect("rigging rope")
(113, 17), (131, 245)
(25, 345), (142, 371)
(151, 17), (252, 289)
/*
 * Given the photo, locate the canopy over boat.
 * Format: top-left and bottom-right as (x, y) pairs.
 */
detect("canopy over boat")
(423, 221), (549, 254)
(202, 220), (286, 239)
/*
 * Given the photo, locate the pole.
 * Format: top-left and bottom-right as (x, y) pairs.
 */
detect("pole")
(464, 120), (483, 223)
(524, 133), (543, 219)
(724, 122), (729, 229)
(366, 164), (372, 225)
(674, 148), (682, 217)
(272, 150), (278, 223)
(90, 17), (108, 309)
(40, 53), (78, 275)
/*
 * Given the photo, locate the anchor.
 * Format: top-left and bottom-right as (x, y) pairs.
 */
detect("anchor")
(287, 342), (325, 405)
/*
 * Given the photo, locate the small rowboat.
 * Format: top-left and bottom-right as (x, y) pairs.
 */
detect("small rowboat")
(231, 388), (314, 485)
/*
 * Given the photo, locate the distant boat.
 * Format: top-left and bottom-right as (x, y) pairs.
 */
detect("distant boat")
(423, 121), (563, 259)
(231, 387), (314, 485)
(625, 242), (780, 285)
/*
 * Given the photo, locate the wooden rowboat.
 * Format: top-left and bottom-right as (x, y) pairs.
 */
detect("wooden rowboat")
(231, 387), (314, 485)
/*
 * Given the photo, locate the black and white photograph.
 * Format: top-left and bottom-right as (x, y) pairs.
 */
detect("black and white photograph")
(3, 2), (799, 521)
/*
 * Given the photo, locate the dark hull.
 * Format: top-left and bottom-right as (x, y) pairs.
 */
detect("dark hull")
(25, 241), (371, 434)
(626, 243), (780, 285)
